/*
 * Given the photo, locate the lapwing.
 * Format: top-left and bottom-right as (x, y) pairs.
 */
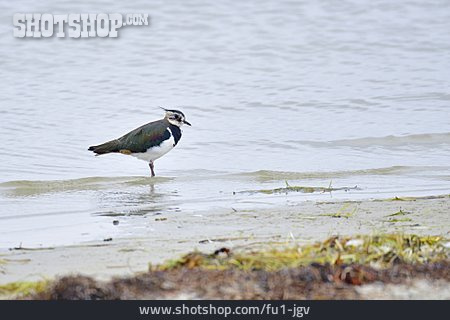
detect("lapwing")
(88, 109), (191, 176)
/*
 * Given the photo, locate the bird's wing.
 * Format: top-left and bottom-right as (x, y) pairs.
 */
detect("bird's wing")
(117, 119), (171, 153)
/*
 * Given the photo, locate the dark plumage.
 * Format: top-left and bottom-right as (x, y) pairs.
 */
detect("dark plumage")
(88, 109), (190, 176)
(89, 119), (174, 155)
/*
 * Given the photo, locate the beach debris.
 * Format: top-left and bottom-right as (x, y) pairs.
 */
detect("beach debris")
(386, 209), (412, 217)
(384, 209), (414, 223)
(25, 261), (450, 300)
(237, 182), (361, 195)
(4, 234), (449, 300)
(156, 234), (449, 272)
(9, 244), (55, 251)
(214, 247), (231, 256)
(386, 218), (413, 223)
(0, 281), (49, 299)
(319, 203), (357, 218)
(376, 194), (450, 202)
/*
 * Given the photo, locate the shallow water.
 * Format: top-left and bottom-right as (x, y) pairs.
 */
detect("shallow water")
(1, 0), (450, 248)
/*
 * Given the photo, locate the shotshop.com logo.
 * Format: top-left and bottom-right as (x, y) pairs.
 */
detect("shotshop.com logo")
(13, 13), (149, 38)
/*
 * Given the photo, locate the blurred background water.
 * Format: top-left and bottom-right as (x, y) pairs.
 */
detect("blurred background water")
(0, 0), (449, 248)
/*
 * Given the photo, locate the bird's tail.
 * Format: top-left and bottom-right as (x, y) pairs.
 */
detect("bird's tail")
(88, 139), (120, 155)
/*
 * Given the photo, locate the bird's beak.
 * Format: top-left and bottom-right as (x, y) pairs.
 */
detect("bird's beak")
(183, 120), (192, 126)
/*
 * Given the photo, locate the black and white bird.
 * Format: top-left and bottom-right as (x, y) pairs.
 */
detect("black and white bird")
(88, 108), (191, 176)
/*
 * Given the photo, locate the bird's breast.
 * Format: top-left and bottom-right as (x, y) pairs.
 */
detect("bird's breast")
(131, 133), (175, 162)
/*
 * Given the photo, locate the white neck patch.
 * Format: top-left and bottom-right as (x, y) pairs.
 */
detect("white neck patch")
(167, 118), (182, 126)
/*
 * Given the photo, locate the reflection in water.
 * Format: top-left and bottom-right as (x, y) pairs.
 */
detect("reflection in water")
(96, 182), (176, 217)
(0, 176), (172, 197)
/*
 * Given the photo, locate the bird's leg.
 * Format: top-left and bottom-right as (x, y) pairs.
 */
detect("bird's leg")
(149, 161), (155, 177)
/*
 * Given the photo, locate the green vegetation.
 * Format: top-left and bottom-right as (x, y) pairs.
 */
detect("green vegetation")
(384, 209), (414, 223)
(154, 234), (449, 272)
(386, 218), (413, 223)
(386, 209), (412, 217)
(0, 281), (48, 298)
(2, 234), (449, 299)
(239, 181), (360, 195)
(378, 194), (450, 202)
(320, 204), (357, 218)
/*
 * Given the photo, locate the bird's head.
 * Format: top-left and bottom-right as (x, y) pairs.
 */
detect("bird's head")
(161, 108), (191, 127)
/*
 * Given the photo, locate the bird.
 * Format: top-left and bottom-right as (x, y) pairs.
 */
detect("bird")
(88, 108), (191, 177)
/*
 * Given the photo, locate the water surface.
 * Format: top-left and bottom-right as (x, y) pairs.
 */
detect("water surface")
(1, 0), (449, 248)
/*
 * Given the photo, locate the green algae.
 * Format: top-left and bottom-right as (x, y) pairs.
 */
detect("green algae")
(384, 209), (414, 223)
(320, 203), (357, 219)
(386, 218), (413, 223)
(386, 209), (412, 217)
(3, 234), (449, 299)
(0, 281), (48, 299)
(239, 181), (360, 195)
(154, 234), (449, 272)
(377, 194), (450, 202)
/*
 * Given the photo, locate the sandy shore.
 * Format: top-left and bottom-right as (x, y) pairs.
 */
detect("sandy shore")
(1, 195), (448, 288)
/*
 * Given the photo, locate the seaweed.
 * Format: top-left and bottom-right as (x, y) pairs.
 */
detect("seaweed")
(320, 204), (357, 219)
(4, 234), (449, 300)
(0, 281), (48, 298)
(386, 218), (413, 223)
(377, 194), (450, 202)
(153, 234), (449, 272)
(386, 209), (412, 217)
(238, 181), (360, 195)
(384, 209), (414, 223)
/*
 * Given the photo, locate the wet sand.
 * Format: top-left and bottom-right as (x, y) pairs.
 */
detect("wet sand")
(1, 195), (448, 287)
